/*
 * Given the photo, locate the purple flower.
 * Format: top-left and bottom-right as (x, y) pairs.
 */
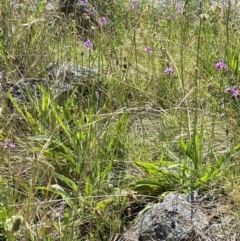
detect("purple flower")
(80, 0), (87, 5)
(0, 139), (15, 148)
(226, 85), (238, 98)
(177, 6), (183, 14)
(84, 8), (93, 14)
(98, 17), (107, 25)
(144, 46), (152, 53)
(6, 140), (15, 148)
(166, 16), (172, 21)
(130, 0), (137, 9)
(83, 39), (93, 49)
(215, 60), (227, 70)
(164, 66), (173, 74)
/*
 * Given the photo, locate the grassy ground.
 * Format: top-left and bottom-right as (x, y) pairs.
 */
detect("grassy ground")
(1, 0), (240, 240)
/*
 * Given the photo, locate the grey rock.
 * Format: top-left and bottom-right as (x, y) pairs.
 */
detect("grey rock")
(58, 0), (86, 15)
(0, 78), (51, 104)
(121, 192), (237, 241)
(0, 63), (99, 104)
(122, 192), (207, 241)
(47, 62), (98, 83)
(46, 62), (99, 97)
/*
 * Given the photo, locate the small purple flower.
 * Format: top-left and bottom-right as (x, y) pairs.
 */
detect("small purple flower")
(226, 85), (238, 98)
(177, 6), (183, 14)
(83, 39), (93, 49)
(130, 0), (137, 9)
(80, 0), (87, 5)
(166, 16), (172, 21)
(144, 46), (152, 53)
(84, 8), (93, 14)
(98, 16), (107, 25)
(6, 140), (15, 148)
(215, 60), (227, 70)
(164, 66), (173, 74)
(0, 139), (15, 148)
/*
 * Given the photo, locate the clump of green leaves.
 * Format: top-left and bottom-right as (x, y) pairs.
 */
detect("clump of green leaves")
(133, 130), (226, 195)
